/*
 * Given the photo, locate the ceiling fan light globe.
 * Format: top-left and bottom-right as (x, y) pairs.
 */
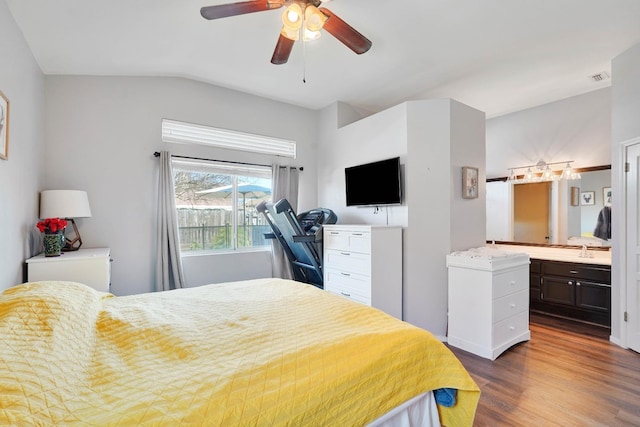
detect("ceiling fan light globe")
(281, 27), (299, 41)
(304, 5), (327, 32)
(303, 29), (322, 41)
(282, 4), (302, 31)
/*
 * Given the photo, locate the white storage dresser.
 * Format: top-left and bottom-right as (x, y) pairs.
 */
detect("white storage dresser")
(446, 247), (530, 360)
(26, 248), (112, 293)
(323, 225), (402, 319)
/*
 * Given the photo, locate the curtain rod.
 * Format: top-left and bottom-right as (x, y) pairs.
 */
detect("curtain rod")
(153, 152), (303, 171)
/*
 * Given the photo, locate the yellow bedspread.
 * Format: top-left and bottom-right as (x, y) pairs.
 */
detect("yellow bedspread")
(0, 279), (479, 426)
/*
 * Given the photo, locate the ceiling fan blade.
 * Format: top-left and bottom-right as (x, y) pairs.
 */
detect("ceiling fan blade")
(319, 7), (372, 55)
(201, 1), (283, 20)
(271, 34), (295, 65)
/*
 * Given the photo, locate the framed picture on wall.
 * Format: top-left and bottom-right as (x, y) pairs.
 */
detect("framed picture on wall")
(603, 187), (612, 207)
(0, 90), (8, 160)
(581, 191), (595, 206)
(462, 166), (479, 199)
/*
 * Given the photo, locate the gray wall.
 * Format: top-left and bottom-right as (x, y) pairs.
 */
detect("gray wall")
(0, 2), (45, 291)
(487, 88), (612, 179)
(44, 76), (318, 295)
(317, 98), (486, 337)
(611, 42), (640, 345)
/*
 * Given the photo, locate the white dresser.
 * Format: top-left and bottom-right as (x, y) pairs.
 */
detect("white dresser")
(26, 248), (112, 293)
(323, 225), (402, 319)
(446, 247), (530, 360)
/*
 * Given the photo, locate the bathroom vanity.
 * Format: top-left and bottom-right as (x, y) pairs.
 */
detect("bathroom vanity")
(496, 245), (611, 327)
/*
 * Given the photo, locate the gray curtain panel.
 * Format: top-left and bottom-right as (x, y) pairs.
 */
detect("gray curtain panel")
(270, 165), (299, 280)
(156, 151), (186, 291)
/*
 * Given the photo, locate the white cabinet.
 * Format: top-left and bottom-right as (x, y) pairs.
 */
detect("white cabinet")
(323, 225), (402, 319)
(26, 248), (112, 293)
(446, 248), (530, 360)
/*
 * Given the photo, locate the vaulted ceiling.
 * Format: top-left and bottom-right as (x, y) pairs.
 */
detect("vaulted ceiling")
(6, 0), (640, 117)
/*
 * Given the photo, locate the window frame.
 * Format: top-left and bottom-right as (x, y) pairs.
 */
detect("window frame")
(171, 158), (273, 255)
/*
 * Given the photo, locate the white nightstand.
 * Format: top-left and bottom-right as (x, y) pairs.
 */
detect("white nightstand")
(26, 248), (112, 293)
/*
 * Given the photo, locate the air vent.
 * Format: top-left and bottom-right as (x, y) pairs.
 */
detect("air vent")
(589, 71), (610, 82)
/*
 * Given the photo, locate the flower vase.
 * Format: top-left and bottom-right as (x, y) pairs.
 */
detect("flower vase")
(43, 231), (64, 257)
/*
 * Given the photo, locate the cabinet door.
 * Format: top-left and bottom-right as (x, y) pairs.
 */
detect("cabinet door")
(541, 276), (575, 306)
(529, 260), (541, 302)
(576, 281), (611, 313)
(530, 273), (542, 302)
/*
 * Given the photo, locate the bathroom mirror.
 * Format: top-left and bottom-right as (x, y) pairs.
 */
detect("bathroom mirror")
(486, 165), (611, 247)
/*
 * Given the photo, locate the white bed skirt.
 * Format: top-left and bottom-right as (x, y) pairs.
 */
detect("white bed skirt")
(367, 391), (442, 427)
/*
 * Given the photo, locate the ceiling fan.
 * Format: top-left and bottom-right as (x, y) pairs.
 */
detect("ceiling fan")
(200, 0), (372, 65)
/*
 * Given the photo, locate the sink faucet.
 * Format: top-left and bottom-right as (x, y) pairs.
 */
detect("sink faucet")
(580, 244), (589, 258)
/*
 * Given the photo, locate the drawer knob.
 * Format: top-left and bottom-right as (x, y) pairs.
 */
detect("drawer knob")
(510, 281), (516, 286)
(510, 303), (516, 308)
(509, 326), (516, 331)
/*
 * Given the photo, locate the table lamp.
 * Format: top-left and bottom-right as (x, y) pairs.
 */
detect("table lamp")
(39, 190), (92, 251)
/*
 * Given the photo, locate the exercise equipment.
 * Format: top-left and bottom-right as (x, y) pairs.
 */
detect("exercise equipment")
(256, 198), (337, 288)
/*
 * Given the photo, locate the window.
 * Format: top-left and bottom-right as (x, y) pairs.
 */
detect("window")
(162, 119), (296, 158)
(172, 159), (272, 253)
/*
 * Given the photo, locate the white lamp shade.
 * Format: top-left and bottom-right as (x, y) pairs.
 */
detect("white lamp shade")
(39, 190), (92, 219)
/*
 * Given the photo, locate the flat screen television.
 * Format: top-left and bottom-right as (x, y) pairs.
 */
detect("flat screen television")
(345, 157), (402, 206)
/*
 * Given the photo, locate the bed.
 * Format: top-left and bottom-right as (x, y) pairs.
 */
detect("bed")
(0, 278), (479, 426)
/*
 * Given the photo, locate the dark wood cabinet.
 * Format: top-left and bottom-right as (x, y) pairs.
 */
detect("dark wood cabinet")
(529, 258), (611, 327)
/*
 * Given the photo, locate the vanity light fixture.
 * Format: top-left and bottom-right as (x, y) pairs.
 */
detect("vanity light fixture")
(507, 160), (580, 183)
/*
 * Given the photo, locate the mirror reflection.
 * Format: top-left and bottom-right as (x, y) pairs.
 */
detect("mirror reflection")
(486, 166), (611, 247)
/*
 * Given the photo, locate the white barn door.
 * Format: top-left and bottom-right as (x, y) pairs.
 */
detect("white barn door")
(626, 142), (640, 353)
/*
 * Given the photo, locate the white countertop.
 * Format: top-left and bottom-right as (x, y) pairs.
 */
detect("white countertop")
(493, 244), (611, 266)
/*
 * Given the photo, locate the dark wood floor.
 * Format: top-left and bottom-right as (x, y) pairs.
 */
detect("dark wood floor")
(448, 313), (640, 426)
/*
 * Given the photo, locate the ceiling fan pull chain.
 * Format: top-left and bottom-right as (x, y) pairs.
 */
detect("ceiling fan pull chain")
(302, 24), (307, 83)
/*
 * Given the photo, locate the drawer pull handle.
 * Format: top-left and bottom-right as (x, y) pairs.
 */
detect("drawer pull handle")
(576, 282), (581, 286)
(352, 233), (363, 236)
(341, 272), (351, 277)
(509, 326), (516, 331)
(568, 281), (573, 285)
(341, 292), (351, 297)
(569, 270), (578, 274)
(341, 252), (351, 256)
(330, 232), (339, 235)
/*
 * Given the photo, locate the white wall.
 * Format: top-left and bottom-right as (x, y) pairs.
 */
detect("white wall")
(611, 42), (640, 345)
(317, 98), (485, 336)
(487, 88), (611, 179)
(0, 1), (45, 291)
(44, 76), (318, 295)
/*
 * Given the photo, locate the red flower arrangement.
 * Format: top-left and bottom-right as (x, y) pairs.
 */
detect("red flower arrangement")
(36, 217), (68, 234)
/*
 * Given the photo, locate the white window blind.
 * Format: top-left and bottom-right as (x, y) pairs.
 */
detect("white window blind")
(162, 119), (296, 158)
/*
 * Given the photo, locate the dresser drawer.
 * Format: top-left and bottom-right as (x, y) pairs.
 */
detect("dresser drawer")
(493, 290), (528, 324)
(325, 268), (371, 297)
(324, 230), (371, 254)
(493, 269), (528, 299)
(325, 249), (371, 275)
(492, 310), (529, 347)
